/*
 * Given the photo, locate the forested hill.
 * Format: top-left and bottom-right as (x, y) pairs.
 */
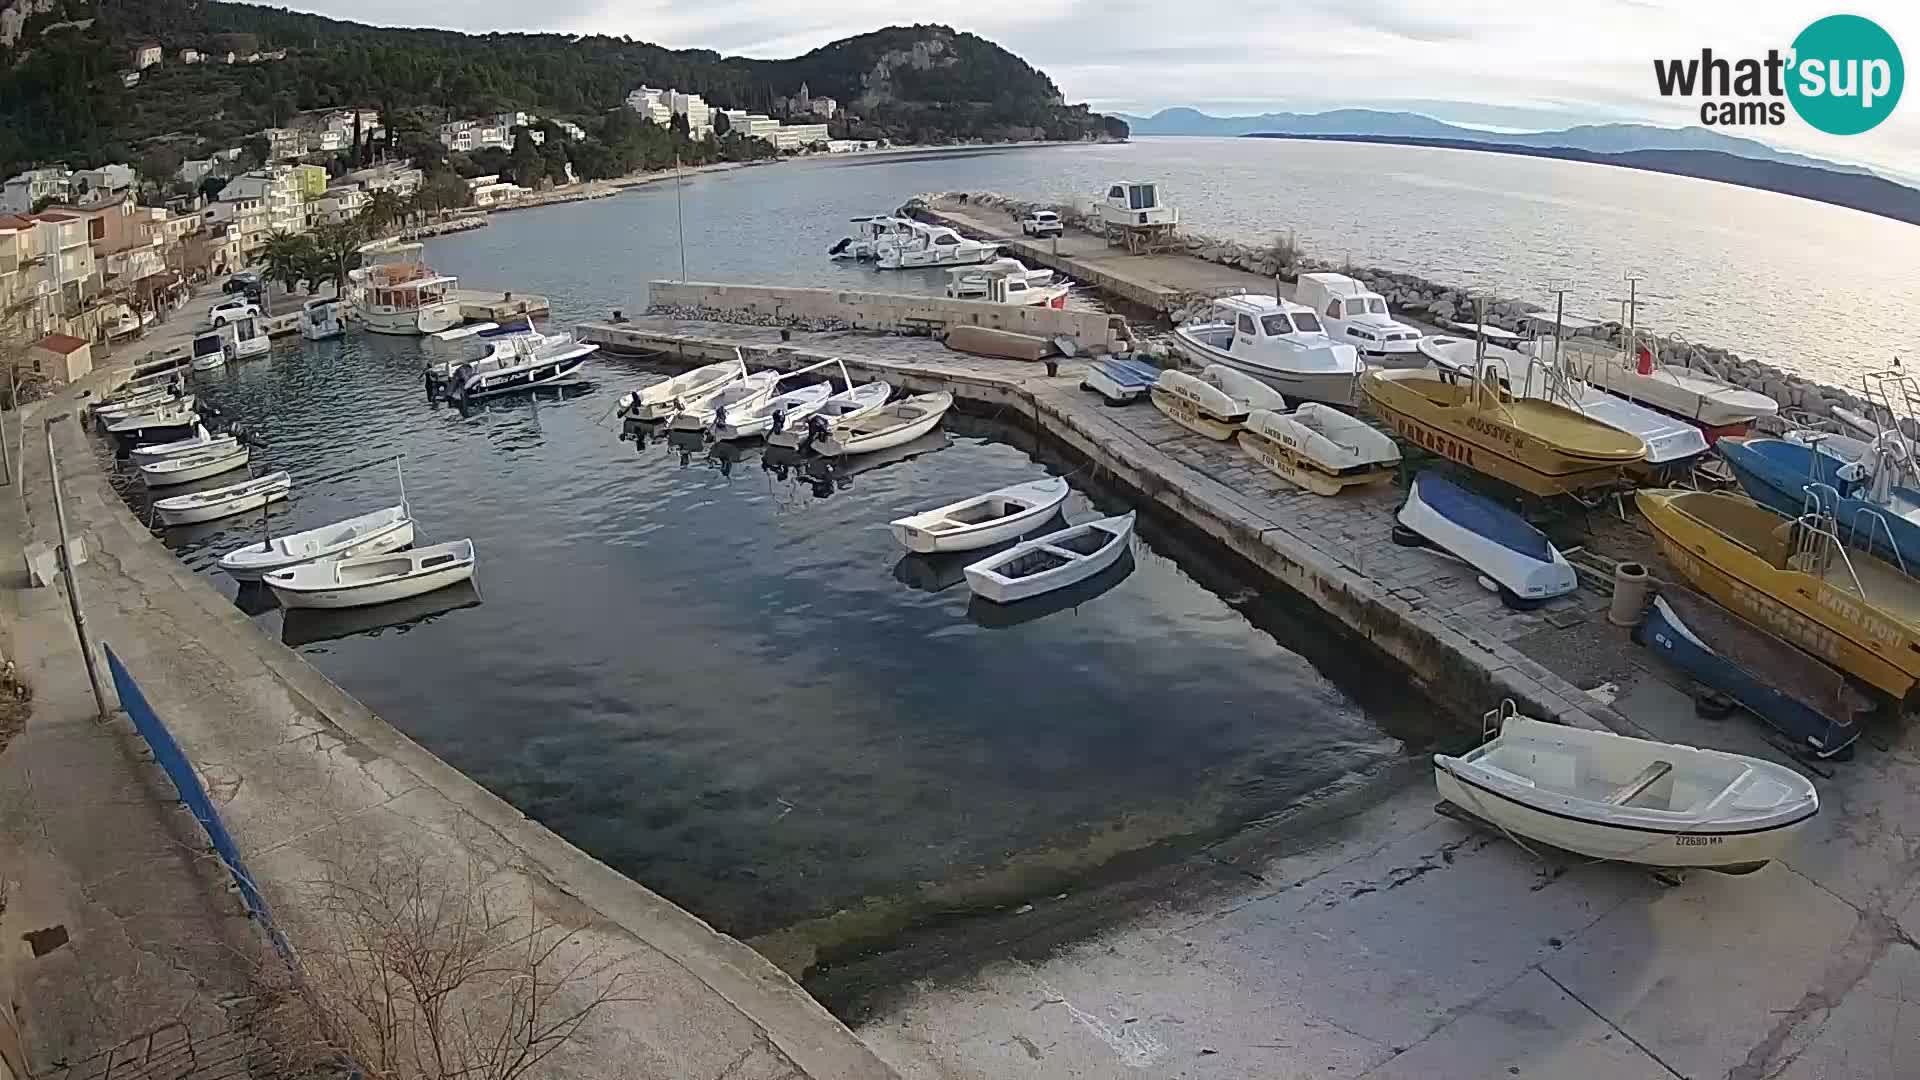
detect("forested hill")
(0, 1), (1124, 175)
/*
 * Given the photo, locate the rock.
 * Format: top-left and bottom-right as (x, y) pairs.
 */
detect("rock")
(1427, 299), (1457, 323)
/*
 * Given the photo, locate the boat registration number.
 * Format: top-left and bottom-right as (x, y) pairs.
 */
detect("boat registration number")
(1674, 835), (1724, 847)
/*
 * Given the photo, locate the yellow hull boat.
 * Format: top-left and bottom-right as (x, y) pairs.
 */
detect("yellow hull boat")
(1638, 489), (1920, 701)
(1362, 369), (1645, 496)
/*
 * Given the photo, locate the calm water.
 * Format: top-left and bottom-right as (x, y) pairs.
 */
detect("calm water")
(426, 140), (1920, 387)
(113, 338), (1419, 944)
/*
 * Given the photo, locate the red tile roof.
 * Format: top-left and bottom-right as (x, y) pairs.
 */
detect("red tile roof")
(34, 211), (78, 222)
(0, 214), (31, 230)
(33, 333), (89, 355)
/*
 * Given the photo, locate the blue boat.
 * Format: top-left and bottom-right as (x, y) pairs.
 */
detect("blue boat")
(1395, 471), (1575, 608)
(1717, 436), (1920, 567)
(1082, 357), (1162, 404)
(1637, 590), (1863, 758)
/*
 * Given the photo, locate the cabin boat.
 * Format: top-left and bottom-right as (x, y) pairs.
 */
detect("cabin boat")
(1361, 368), (1646, 496)
(1295, 273), (1424, 365)
(218, 505), (416, 582)
(964, 512), (1136, 604)
(1541, 338), (1778, 435)
(190, 331), (228, 371)
(301, 297), (345, 341)
(1435, 705), (1817, 873)
(265, 538), (476, 610)
(1637, 488), (1920, 701)
(873, 222), (999, 270)
(435, 332), (596, 402)
(766, 381), (892, 448)
(829, 215), (916, 261)
(1238, 403), (1399, 495)
(223, 315), (270, 360)
(1172, 295), (1363, 406)
(152, 471), (291, 526)
(946, 258), (1061, 300)
(1396, 471), (1577, 607)
(1152, 365), (1288, 440)
(1098, 181), (1178, 233)
(890, 477), (1072, 554)
(350, 241), (461, 335)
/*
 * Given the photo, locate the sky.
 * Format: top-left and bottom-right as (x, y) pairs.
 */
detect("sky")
(263, 0), (1920, 177)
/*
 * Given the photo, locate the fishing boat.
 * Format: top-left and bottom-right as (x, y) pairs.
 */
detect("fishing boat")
(1637, 488), (1920, 701)
(437, 332), (597, 402)
(1396, 471), (1577, 607)
(105, 404), (200, 443)
(129, 427), (234, 464)
(766, 381), (892, 449)
(964, 512), (1136, 605)
(300, 297), (345, 341)
(1637, 590), (1864, 759)
(218, 505), (415, 582)
(618, 360), (743, 421)
(139, 443), (250, 488)
(1083, 357), (1161, 404)
(890, 477), (1072, 554)
(1716, 436), (1920, 566)
(349, 241), (461, 336)
(944, 261), (1068, 307)
(712, 383), (831, 441)
(94, 377), (180, 412)
(1360, 368), (1646, 497)
(1171, 294), (1364, 406)
(1434, 705), (1818, 873)
(1553, 339), (1778, 434)
(669, 371), (780, 432)
(1237, 404), (1399, 495)
(828, 215), (916, 261)
(265, 538), (476, 610)
(814, 392), (954, 457)
(873, 222), (999, 270)
(1151, 365), (1288, 440)
(189, 331), (228, 371)
(153, 471), (291, 526)
(1294, 273), (1425, 366)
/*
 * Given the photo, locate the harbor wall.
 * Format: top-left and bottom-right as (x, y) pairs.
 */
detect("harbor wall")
(645, 280), (1133, 353)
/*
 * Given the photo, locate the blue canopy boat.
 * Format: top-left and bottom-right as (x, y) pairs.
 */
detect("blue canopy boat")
(1083, 357), (1162, 404)
(1717, 436), (1920, 569)
(1395, 471), (1576, 608)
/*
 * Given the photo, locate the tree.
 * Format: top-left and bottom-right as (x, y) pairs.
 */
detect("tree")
(136, 145), (184, 194)
(310, 220), (364, 295)
(199, 174), (228, 203)
(509, 130), (541, 188)
(363, 189), (403, 234)
(260, 231), (316, 293)
(242, 133), (271, 168)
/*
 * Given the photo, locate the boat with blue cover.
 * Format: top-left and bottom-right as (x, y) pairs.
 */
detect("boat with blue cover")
(1395, 471), (1576, 608)
(1718, 436), (1920, 567)
(1083, 357), (1161, 404)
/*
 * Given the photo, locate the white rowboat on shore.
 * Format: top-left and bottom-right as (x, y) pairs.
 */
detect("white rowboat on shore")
(153, 471), (291, 526)
(217, 506), (415, 581)
(964, 512), (1136, 605)
(890, 477), (1072, 554)
(265, 539), (476, 610)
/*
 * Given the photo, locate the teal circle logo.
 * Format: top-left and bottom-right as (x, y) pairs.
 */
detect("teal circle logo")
(1787, 14), (1903, 135)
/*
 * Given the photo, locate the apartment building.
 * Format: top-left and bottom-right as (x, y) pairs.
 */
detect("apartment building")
(1, 168), (73, 214)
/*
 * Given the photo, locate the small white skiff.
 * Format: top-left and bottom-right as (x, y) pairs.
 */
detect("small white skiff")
(712, 383), (832, 441)
(217, 505), (415, 581)
(814, 392), (954, 457)
(139, 443), (250, 488)
(964, 512), (1136, 605)
(129, 426), (233, 463)
(153, 471), (291, 526)
(669, 371), (780, 431)
(1238, 405), (1400, 495)
(265, 538), (476, 610)
(619, 361), (742, 421)
(1151, 365), (1288, 440)
(767, 382), (892, 448)
(1435, 710), (1818, 873)
(890, 477), (1072, 553)
(99, 394), (195, 423)
(106, 404), (198, 438)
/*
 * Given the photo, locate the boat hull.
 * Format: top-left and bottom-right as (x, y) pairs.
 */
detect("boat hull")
(816, 396), (952, 457)
(1236, 408), (1398, 496)
(1715, 437), (1917, 566)
(1397, 472), (1576, 604)
(964, 514), (1135, 604)
(155, 476), (292, 526)
(141, 449), (250, 487)
(358, 302), (462, 336)
(269, 555), (473, 610)
(219, 517), (415, 582)
(890, 479), (1072, 554)
(624, 365), (740, 421)
(1172, 333), (1359, 407)
(453, 354), (588, 401)
(1084, 358), (1159, 404)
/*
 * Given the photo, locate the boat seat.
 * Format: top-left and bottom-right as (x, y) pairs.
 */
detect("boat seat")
(1604, 760), (1674, 806)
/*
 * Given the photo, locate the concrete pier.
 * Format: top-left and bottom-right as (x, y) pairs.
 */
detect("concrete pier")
(454, 287), (550, 323)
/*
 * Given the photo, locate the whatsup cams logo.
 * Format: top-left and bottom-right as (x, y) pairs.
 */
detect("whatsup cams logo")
(1653, 14), (1903, 134)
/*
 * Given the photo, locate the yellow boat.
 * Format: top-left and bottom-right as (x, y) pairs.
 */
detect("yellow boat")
(1361, 368), (1646, 496)
(1637, 488), (1920, 701)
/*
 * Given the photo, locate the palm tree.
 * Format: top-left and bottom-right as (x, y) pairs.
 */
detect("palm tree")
(260, 231), (315, 295)
(363, 190), (404, 235)
(310, 221), (366, 297)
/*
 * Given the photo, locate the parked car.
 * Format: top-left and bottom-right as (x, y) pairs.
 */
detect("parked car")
(223, 270), (262, 295)
(208, 297), (261, 327)
(1021, 210), (1064, 238)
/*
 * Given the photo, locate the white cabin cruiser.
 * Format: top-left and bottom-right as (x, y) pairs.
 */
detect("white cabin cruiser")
(1172, 295), (1364, 406)
(1295, 273), (1424, 366)
(946, 258), (1056, 297)
(435, 331), (596, 402)
(223, 315), (270, 360)
(874, 221), (999, 270)
(301, 297), (345, 341)
(945, 261), (1068, 307)
(829, 215), (917, 261)
(350, 241), (461, 336)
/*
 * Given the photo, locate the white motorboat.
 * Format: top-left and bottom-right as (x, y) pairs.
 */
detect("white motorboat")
(265, 538), (475, 610)
(945, 257), (1055, 297)
(106, 405), (199, 441)
(1151, 364), (1287, 440)
(712, 383), (832, 441)
(669, 371), (781, 432)
(945, 260), (1067, 307)
(349, 241), (462, 336)
(1238, 404), (1400, 495)
(1396, 471), (1576, 607)
(437, 332), (597, 402)
(828, 215), (916, 261)
(767, 381), (892, 448)
(1172, 295), (1363, 406)
(619, 360), (743, 422)
(94, 380), (180, 413)
(218, 505), (415, 581)
(1294, 273), (1424, 365)
(224, 315), (270, 360)
(153, 471), (291, 526)
(189, 331), (228, 371)
(1435, 707), (1818, 873)
(1544, 339), (1778, 431)
(891, 476), (1072, 554)
(139, 443), (250, 488)
(130, 427), (235, 464)
(97, 390), (192, 422)
(815, 392), (954, 457)
(964, 512), (1136, 604)
(301, 297), (345, 341)
(1083, 358), (1161, 404)
(874, 222), (999, 270)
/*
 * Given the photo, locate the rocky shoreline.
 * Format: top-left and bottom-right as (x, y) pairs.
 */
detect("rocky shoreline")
(913, 191), (1901, 433)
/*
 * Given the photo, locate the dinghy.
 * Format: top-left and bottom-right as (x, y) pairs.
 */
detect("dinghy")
(1151, 365), (1288, 440)
(814, 392), (954, 457)
(964, 512), (1136, 604)
(1238, 405), (1400, 495)
(712, 383), (832, 441)
(891, 477), (1072, 553)
(139, 443), (250, 487)
(153, 471), (291, 526)
(669, 371), (781, 432)
(1083, 357), (1161, 404)
(1435, 706), (1818, 873)
(767, 381), (892, 449)
(1637, 590), (1863, 759)
(96, 389), (190, 421)
(129, 426), (233, 464)
(618, 360), (743, 421)
(217, 505), (415, 582)
(265, 538), (476, 610)
(106, 405), (200, 443)
(1396, 471), (1576, 608)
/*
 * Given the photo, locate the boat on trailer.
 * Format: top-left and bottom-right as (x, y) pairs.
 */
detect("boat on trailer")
(1083, 357), (1161, 404)
(767, 381), (893, 448)
(814, 392), (954, 457)
(1151, 365), (1287, 440)
(1395, 470), (1577, 608)
(1237, 404), (1399, 495)
(153, 471), (291, 526)
(891, 477), (1072, 554)
(1435, 703), (1818, 873)
(266, 538), (476, 610)
(964, 512), (1136, 605)
(1171, 294), (1364, 406)
(218, 505), (416, 582)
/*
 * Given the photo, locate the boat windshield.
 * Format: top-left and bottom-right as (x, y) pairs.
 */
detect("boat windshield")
(1260, 314), (1294, 336)
(192, 336), (222, 358)
(1292, 312), (1324, 333)
(1365, 298), (1387, 314)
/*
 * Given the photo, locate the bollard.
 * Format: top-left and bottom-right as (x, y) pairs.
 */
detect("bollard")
(1608, 562), (1652, 628)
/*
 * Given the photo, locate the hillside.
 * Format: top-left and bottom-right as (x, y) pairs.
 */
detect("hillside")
(0, 2), (1123, 175)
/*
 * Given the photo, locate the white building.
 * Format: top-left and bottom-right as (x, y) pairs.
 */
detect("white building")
(213, 168), (306, 252)
(1, 168), (74, 214)
(670, 91), (713, 136)
(626, 86), (672, 126)
(770, 124), (830, 151)
(469, 181), (529, 208)
(556, 120), (587, 141)
(307, 187), (368, 227)
(73, 163), (135, 195)
(179, 48), (202, 64)
(811, 97), (839, 119)
(263, 127), (308, 161)
(130, 43), (162, 70)
(437, 120), (513, 153)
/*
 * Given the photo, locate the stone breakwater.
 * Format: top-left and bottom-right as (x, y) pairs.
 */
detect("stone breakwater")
(912, 191), (1903, 433)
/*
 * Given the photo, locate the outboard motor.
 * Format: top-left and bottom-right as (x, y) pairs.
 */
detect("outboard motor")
(770, 407), (786, 435)
(828, 237), (851, 257)
(803, 413), (832, 449)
